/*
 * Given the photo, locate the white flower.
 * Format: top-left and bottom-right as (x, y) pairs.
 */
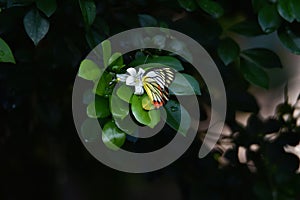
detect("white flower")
(117, 68), (145, 95)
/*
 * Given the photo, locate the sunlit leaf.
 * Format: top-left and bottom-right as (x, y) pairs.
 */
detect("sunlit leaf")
(78, 59), (101, 81)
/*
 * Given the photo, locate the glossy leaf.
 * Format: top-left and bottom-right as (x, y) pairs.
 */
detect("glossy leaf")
(116, 85), (133, 103)
(148, 109), (161, 128)
(36, 0), (57, 17)
(138, 14), (157, 27)
(87, 96), (111, 118)
(229, 20), (263, 36)
(277, 25), (300, 55)
(196, 0), (224, 18)
(102, 121), (126, 150)
(0, 37), (15, 63)
(131, 95), (151, 125)
(23, 9), (50, 46)
(78, 59), (101, 81)
(80, 118), (99, 142)
(169, 73), (201, 95)
(129, 56), (184, 71)
(108, 52), (123, 67)
(79, 0), (96, 26)
(241, 48), (283, 69)
(94, 72), (114, 96)
(258, 4), (282, 33)
(218, 37), (240, 65)
(177, 0), (197, 12)
(277, 0), (295, 23)
(291, 0), (300, 22)
(110, 95), (129, 120)
(142, 95), (155, 110)
(240, 58), (269, 89)
(164, 100), (191, 136)
(101, 40), (111, 68)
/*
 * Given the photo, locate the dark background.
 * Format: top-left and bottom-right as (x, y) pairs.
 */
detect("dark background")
(1, 0), (300, 199)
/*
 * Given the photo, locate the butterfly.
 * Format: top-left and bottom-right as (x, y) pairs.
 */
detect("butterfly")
(142, 68), (175, 108)
(116, 67), (175, 108)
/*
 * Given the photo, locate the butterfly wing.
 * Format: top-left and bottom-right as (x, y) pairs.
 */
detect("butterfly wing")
(142, 68), (175, 108)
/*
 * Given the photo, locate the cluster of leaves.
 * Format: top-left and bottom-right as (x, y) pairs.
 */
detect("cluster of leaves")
(78, 40), (201, 149)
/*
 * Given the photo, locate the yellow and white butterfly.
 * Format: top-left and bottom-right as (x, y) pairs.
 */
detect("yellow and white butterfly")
(116, 67), (175, 108)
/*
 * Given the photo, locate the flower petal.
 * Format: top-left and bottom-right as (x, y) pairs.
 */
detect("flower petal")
(137, 68), (145, 76)
(116, 74), (128, 82)
(126, 68), (136, 76)
(134, 85), (144, 95)
(126, 76), (135, 86)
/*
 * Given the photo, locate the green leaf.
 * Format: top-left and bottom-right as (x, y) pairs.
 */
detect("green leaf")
(110, 95), (129, 120)
(116, 85), (133, 103)
(196, 0), (224, 18)
(94, 72), (114, 96)
(291, 0), (300, 22)
(23, 9), (50, 46)
(79, 0), (96, 26)
(80, 118), (99, 142)
(102, 121), (126, 150)
(277, 0), (295, 23)
(108, 52), (123, 67)
(277, 25), (300, 54)
(229, 20), (263, 36)
(217, 37), (240, 65)
(138, 14), (158, 27)
(101, 40), (111, 68)
(78, 59), (101, 81)
(241, 48), (283, 69)
(36, 0), (57, 17)
(87, 96), (111, 118)
(131, 95), (151, 126)
(164, 100), (191, 136)
(142, 95), (155, 110)
(169, 73), (201, 95)
(148, 109), (160, 128)
(129, 56), (184, 71)
(240, 58), (269, 89)
(114, 115), (138, 135)
(258, 4), (282, 33)
(0, 37), (15, 64)
(177, 0), (197, 12)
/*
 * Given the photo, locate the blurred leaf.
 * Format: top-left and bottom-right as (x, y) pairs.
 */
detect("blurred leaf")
(169, 73), (201, 95)
(94, 72), (113, 96)
(217, 37), (240, 65)
(258, 4), (282, 33)
(164, 100), (191, 136)
(241, 48), (283, 69)
(240, 58), (269, 89)
(110, 95), (129, 120)
(277, 0), (295, 23)
(131, 94), (151, 125)
(129, 56), (184, 71)
(278, 25), (300, 54)
(229, 20), (263, 36)
(116, 85), (133, 103)
(148, 109), (160, 128)
(0, 37), (15, 63)
(196, 0), (224, 18)
(87, 96), (110, 118)
(138, 14), (158, 27)
(108, 52), (123, 68)
(102, 121), (126, 150)
(291, 0), (300, 22)
(114, 115), (138, 135)
(80, 118), (99, 142)
(79, 0), (96, 26)
(177, 0), (197, 12)
(23, 9), (49, 45)
(101, 40), (111, 68)
(78, 59), (101, 81)
(36, 0), (57, 17)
